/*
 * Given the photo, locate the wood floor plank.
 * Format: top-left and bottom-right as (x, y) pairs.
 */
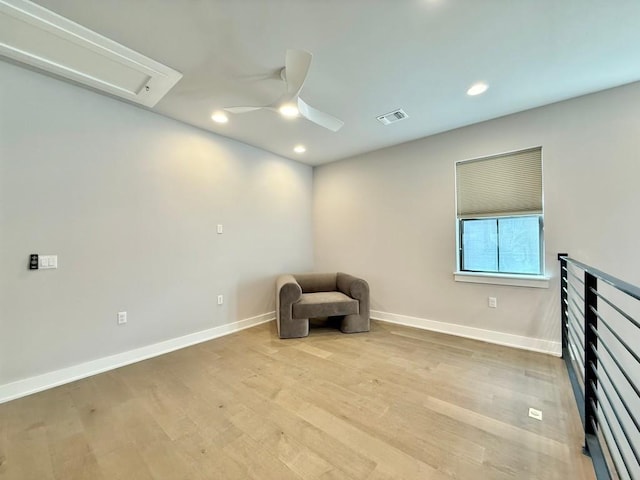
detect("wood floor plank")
(296, 402), (451, 480)
(0, 320), (595, 479)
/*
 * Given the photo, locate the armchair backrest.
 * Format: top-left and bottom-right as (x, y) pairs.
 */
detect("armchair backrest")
(294, 273), (337, 293)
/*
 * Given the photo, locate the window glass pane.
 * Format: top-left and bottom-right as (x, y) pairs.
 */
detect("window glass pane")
(462, 219), (498, 272)
(497, 216), (541, 274)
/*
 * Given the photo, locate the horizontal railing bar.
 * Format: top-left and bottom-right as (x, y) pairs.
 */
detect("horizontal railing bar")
(568, 295), (584, 315)
(561, 256), (640, 301)
(589, 360), (640, 437)
(590, 306), (640, 367)
(588, 332), (640, 401)
(568, 318), (584, 338)
(568, 321), (584, 341)
(567, 330), (584, 361)
(590, 288), (640, 332)
(567, 324), (585, 358)
(567, 282), (586, 303)
(565, 267), (586, 286)
(568, 352), (585, 381)
(570, 354), (585, 386)
(567, 317), (584, 347)
(589, 380), (640, 466)
(590, 398), (632, 480)
(567, 309), (585, 334)
(568, 332), (585, 362)
(567, 336), (585, 382)
(563, 344), (587, 429)
(569, 297), (585, 318)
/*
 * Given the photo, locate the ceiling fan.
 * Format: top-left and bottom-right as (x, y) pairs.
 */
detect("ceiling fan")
(223, 49), (344, 132)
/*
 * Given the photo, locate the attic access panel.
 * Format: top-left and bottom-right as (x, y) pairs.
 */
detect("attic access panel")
(0, 0), (182, 107)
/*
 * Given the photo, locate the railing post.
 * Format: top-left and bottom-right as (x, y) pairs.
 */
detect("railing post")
(558, 253), (569, 355)
(584, 270), (598, 450)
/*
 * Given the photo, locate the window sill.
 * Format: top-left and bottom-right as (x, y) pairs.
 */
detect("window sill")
(454, 271), (550, 289)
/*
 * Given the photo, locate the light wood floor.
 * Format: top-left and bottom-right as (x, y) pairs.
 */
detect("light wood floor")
(0, 320), (595, 480)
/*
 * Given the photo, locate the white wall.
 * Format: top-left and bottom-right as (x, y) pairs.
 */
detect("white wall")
(0, 61), (313, 386)
(314, 81), (640, 352)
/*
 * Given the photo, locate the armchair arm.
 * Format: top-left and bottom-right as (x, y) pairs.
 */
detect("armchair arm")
(337, 272), (370, 333)
(336, 272), (369, 301)
(276, 275), (302, 336)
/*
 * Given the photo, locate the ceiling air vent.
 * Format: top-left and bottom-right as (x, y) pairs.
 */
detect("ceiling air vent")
(0, 0), (182, 107)
(376, 108), (409, 125)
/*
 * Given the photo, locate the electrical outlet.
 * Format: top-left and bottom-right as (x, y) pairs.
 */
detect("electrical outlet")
(217, 295), (224, 305)
(217, 224), (223, 234)
(488, 297), (497, 308)
(117, 311), (127, 325)
(528, 407), (542, 421)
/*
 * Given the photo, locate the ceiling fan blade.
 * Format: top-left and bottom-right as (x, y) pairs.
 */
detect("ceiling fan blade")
(297, 97), (344, 132)
(224, 106), (263, 113)
(285, 49), (312, 98)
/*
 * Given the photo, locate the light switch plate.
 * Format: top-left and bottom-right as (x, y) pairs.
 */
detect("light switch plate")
(39, 255), (58, 269)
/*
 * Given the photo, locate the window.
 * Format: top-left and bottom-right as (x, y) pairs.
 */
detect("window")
(456, 147), (544, 277)
(460, 215), (542, 274)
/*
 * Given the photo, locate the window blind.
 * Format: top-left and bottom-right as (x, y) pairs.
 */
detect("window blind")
(456, 147), (542, 218)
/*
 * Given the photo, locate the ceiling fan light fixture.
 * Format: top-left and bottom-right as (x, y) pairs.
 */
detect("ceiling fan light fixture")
(294, 145), (306, 153)
(467, 82), (489, 96)
(222, 49), (342, 131)
(211, 111), (229, 123)
(279, 103), (299, 118)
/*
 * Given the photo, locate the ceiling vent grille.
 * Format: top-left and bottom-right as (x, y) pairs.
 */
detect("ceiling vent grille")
(376, 109), (409, 125)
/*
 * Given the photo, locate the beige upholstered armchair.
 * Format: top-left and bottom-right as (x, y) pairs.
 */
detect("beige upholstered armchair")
(276, 272), (370, 339)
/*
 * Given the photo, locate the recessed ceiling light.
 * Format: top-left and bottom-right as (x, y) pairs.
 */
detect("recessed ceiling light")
(211, 112), (228, 123)
(294, 145), (306, 154)
(467, 82), (489, 96)
(279, 103), (299, 118)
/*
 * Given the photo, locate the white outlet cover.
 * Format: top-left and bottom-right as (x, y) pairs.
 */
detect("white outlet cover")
(488, 297), (497, 308)
(217, 224), (223, 234)
(217, 295), (224, 305)
(528, 407), (542, 421)
(117, 311), (127, 325)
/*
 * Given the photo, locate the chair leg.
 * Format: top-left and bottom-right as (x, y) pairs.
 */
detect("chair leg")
(340, 314), (370, 334)
(279, 317), (310, 339)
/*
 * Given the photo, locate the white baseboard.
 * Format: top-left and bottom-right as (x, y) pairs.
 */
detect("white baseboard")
(0, 312), (275, 404)
(371, 310), (561, 357)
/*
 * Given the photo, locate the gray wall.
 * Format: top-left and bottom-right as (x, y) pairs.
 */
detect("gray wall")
(0, 61), (313, 385)
(314, 81), (640, 345)
(3, 55), (639, 389)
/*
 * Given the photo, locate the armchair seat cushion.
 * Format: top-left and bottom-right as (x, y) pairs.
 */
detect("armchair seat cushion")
(292, 292), (358, 319)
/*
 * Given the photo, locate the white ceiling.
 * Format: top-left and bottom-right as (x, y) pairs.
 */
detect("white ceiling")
(31, 0), (640, 165)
